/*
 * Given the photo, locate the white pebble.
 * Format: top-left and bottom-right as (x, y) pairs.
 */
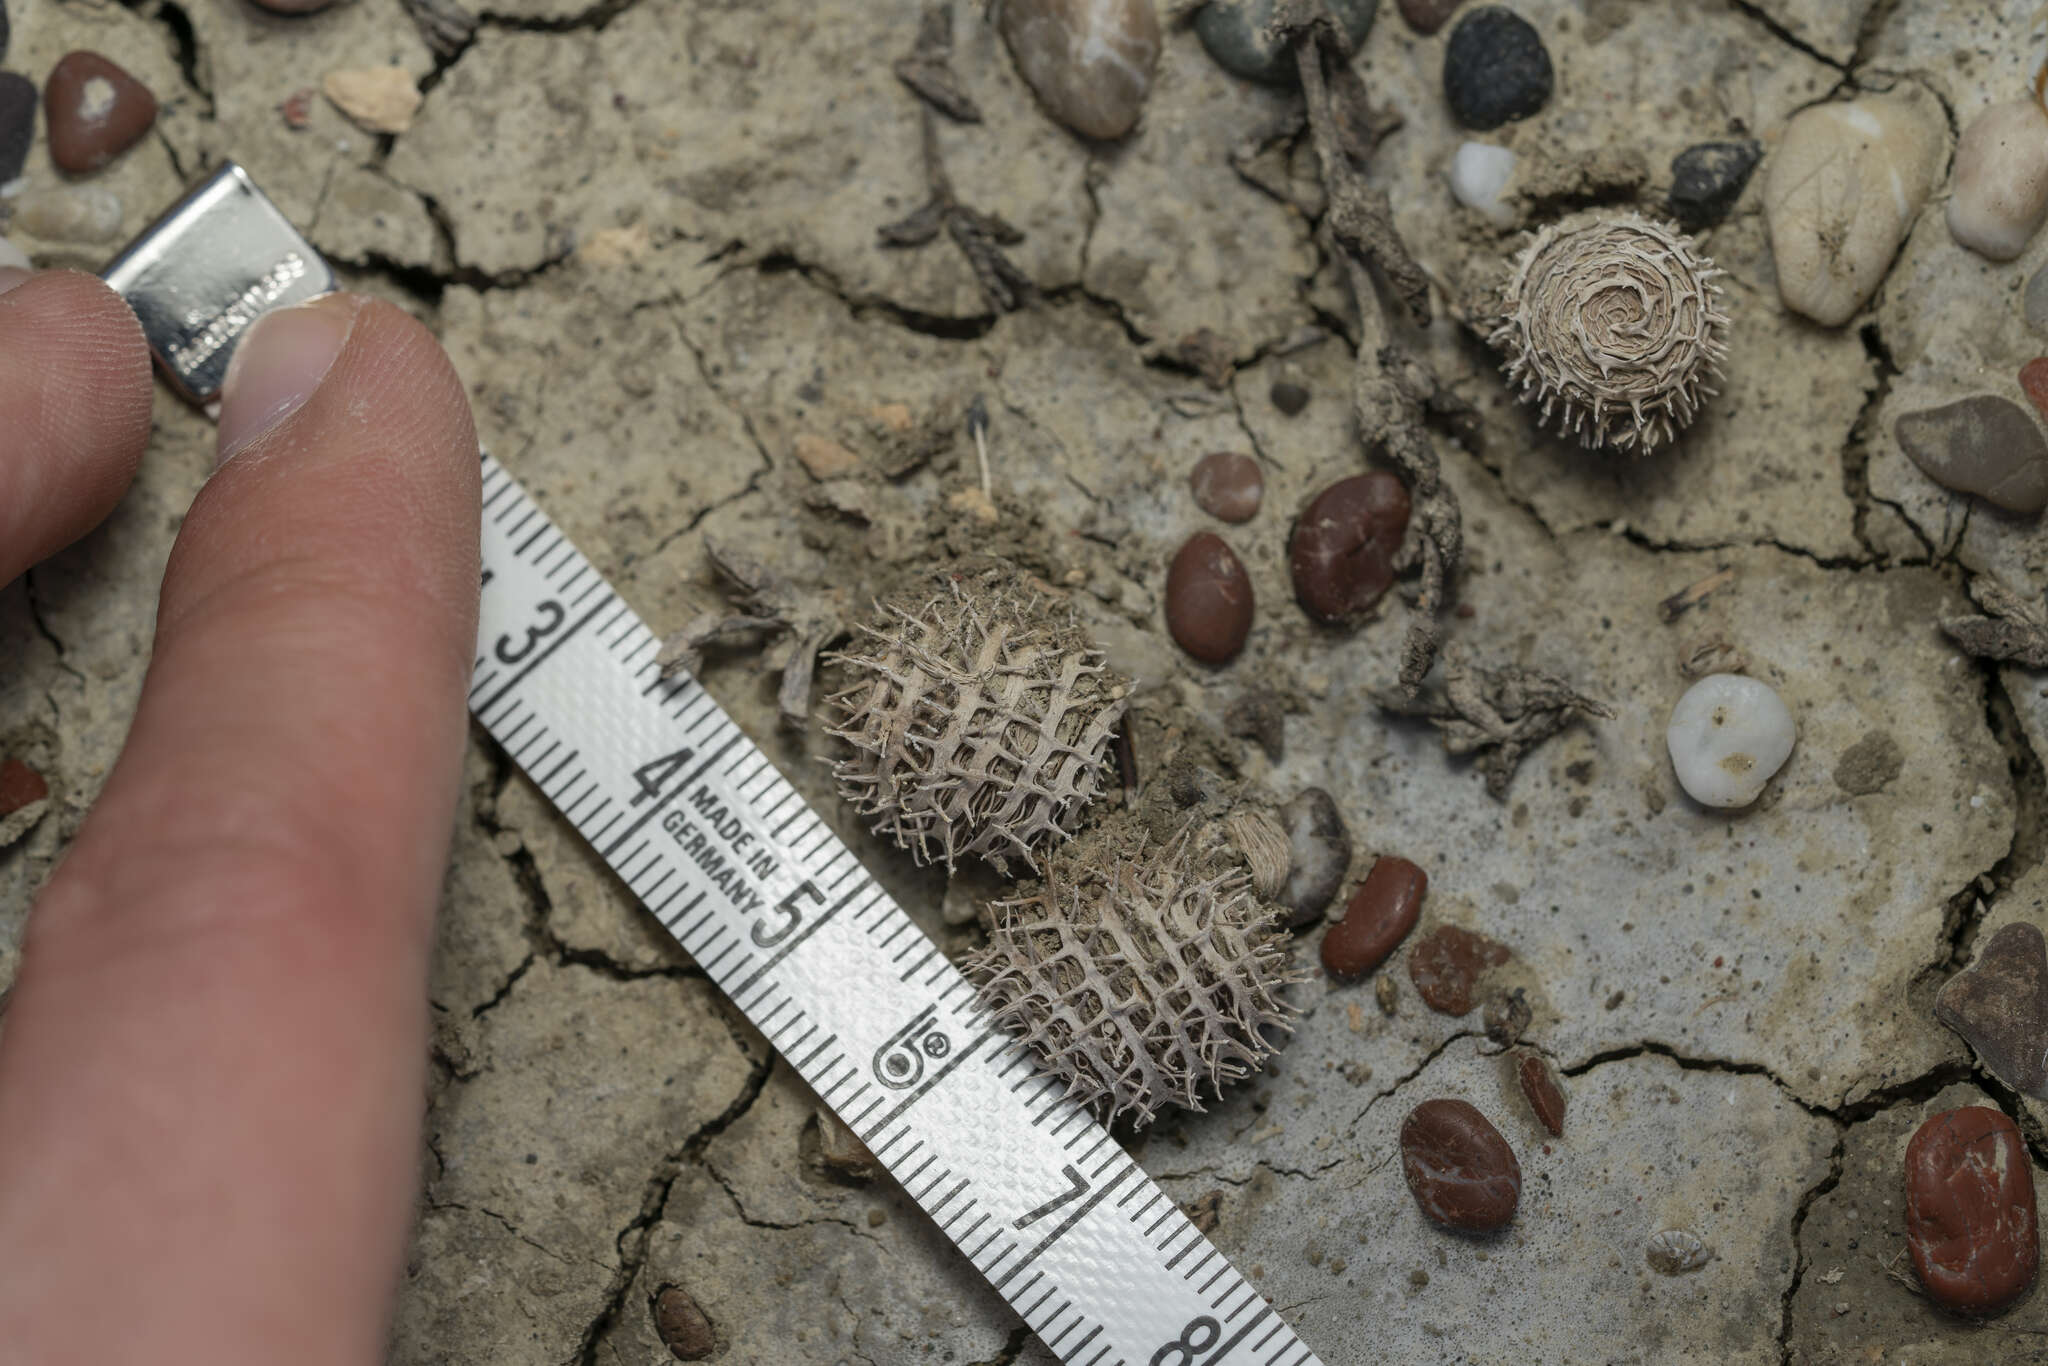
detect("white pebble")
(1447, 141), (1516, 224)
(1666, 673), (1795, 808)
(0, 235), (29, 271)
(1763, 90), (1946, 326)
(1946, 97), (2048, 262)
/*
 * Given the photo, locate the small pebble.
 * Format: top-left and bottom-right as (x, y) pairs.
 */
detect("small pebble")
(1947, 97), (2048, 262)
(1321, 855), (1427, 980)
(1195, 0), (1376, 86)
(2020, 358), (2048, 429)
(1270, 379), (1310, 415)
(44, 51), (157, 174)
(323, 66), (422, 134)
(0, 234), (26, 271)
(1665, 673), (1795, 809)
(1442, 7), (1551, 132)
(652, 1285), (716, 1360)
(1375, 973), (1399, 1015)
(1645, 1229), (1711, 1275)
(279, 87), (316, 130)
(1290, 472), (1411, 625)
(1165, 531), (1254, 664)
(0, 71), (34, 185)
(1934, 922), (2048, 1101)
(1665, 140), (1761, 232)
(2024, 262), (2048, 336)
(793, 432), (860, 480)
(0, 758), (49, 850)
(1397, 0), (1463, 35)
(10, 183), (123, 243)
(1514, 1050), (1564, 1136)
(1905, 1106), (2039, 1315)
(1894, 395), (2048, 516)
(1400, 1098), (1520, 1232)
(1277, 787), (1350, 928)
(813, 1106), (883, 1181)
(999, 0), (1160, 141)
(1447, 141), (1515, 223)
(253, 0), (337, 12)
(1763, 90), (1945, 327)
(1481, 987), (1529, 1045)
(1408, 924), (1510, 1015)
(1190, 451), (1263, 522)
(1831, 730), (1902, 796)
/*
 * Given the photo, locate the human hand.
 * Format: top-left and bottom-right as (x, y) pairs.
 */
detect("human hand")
(0, 271), (481, 1365)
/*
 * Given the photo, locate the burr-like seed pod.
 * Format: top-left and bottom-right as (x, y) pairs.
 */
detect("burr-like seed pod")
(1489, 212), (1731, 454)
(826, 563), (1128, 875)
(966, 822), (1300, 1126)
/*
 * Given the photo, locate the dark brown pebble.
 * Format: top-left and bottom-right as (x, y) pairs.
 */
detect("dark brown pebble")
(1515, 1050), (1565, 1136)
(653, 1285), (716, 1359)
(1290, 473), (1411, 625)
(1321, 855), (1427, 980)
(1905, 1106), (2039, 1315)
(1165, 531), (1254, 663)
(0, 72), (33, 186)
(1408, 924), (1510, 1015)
(0, 758), (46, 815)
(1270, 379), (1310, 415)
(1401, 1098), (1520, 1232)
(45, 51), (157, 173)
(1936, 921), (2048, 1100)
(1190, 451), (1264, 522)
(1398, 0), (1464, 33)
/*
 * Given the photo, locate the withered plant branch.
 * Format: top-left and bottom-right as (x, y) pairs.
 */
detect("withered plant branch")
(1283, 4), (1459, 693)
(657, 538), (847, 731)
(894, 5), (982, 123)
(879, 105), (1032, 311)
(1942, 576), (2048, 669)
(1372, 647), (1615, 799)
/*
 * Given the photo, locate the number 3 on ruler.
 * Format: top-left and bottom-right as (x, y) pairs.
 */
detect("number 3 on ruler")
(1151, 1316), (1220, 1366)
(494, 599), (564, 664)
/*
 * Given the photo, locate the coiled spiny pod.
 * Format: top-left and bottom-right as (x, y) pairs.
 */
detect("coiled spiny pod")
(967, 821), (1300, 1126)
(1489, 212), (1731, 454)
(826, 562), (1127, 875)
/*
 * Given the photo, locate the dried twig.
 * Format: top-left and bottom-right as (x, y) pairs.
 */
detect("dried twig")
(1373, 646), (1615, 798)
(1280, 3), (1459, 693)
(657, 538), (847, 730)
(1942, 576), (2048, 668)
(894, 5), (981, 123)
(879, 104), (1032, 311)
(1659, 566), (1736, 623)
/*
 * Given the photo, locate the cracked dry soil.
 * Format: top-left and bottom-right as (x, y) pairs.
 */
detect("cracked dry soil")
(6, 0), (2048, 1362)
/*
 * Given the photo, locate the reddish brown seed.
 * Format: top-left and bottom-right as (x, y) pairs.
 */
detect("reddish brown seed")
(1190, 451), (1263, 523)
(1408, 924), (1511, 1015)
(1905, 1106), (2039, 1315)
(1290, 473), (1411, 625)
(1398, 0), (1465, 34)
(1165, 531), (1254, 664)
(1516, 1050), (1566, 1137)
(1401, 1098), (1520, 1232)
(0, 759), (46, 816)
(2021, 359), (2048, 427)
(1321, 855), (1427, 980)
(44, 52), (157, 173)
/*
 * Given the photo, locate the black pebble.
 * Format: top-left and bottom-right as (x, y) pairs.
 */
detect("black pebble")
(0, 72), (33, 187)
(1666, 140), (1763, 231)
(1443, 6), (1552, 131)
(1271, 380), (1310, 415)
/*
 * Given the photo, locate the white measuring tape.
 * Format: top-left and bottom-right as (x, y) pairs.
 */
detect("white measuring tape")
(109, 163), (1325, 1366)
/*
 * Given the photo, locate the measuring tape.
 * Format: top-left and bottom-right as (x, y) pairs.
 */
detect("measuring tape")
(107, 162), (1324, 1366)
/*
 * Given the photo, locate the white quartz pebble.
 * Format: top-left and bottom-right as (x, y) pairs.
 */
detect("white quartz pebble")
(1666, 673), (1796, 808)
(1448, 141), (1516, 224)
(1947, 97), (2048, 262)
(0, 235), (28, 271)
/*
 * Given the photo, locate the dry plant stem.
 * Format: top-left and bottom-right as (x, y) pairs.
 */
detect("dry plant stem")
(1373, 646), (1615, 798)
(1286, 11), (1461, 694)
(1942, 577), (2048, 668)
(878, 105), (1032, 311)
(656, 537), (846, 731)
(895, 5), (982, 123)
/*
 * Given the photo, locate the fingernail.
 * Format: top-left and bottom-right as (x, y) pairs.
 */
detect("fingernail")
(215, 294), (358, 466)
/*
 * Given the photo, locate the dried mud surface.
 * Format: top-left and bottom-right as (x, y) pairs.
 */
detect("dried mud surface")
(4, 0), (2047, 1362)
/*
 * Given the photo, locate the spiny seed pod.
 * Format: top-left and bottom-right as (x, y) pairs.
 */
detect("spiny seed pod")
(967, 823), (1300, 1126)
(826, 563), (1128, 875)
(1489, 212), (1731, 454)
